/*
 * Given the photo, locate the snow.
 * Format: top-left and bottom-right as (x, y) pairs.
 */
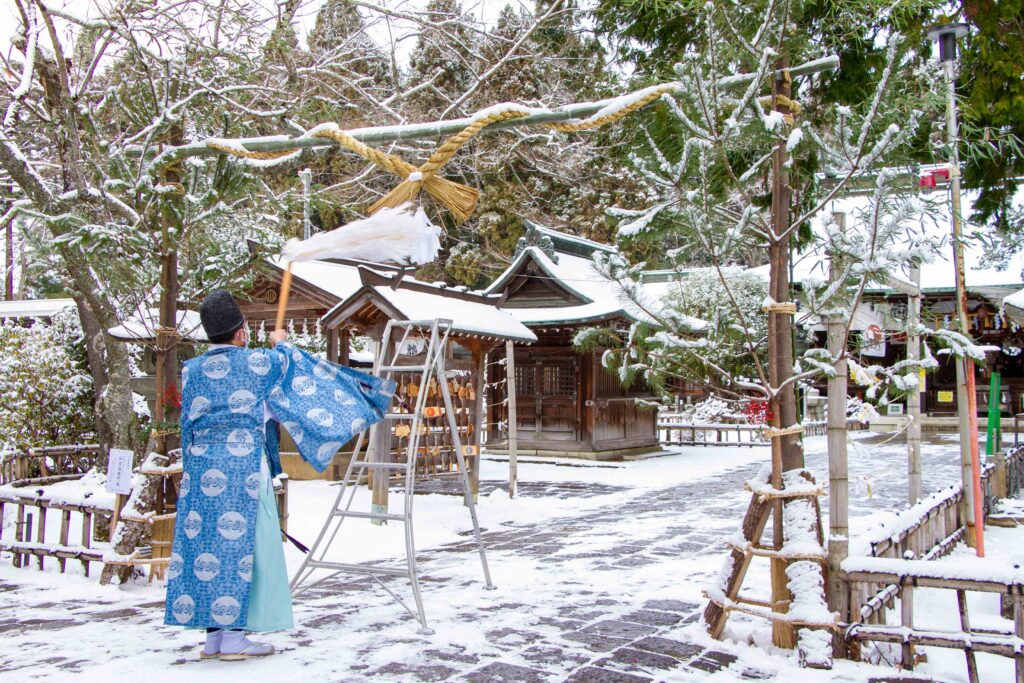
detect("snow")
(486, 241), (705, 330)
(755, 183), (1024, 295)
(365, 285), (537, 343)
(841, 555), (1024, 585)
(108, 308), (207, 343)
(0, 297), (75, 319)
(0, 430), (1019, 682)
(267, 256), (368, 302)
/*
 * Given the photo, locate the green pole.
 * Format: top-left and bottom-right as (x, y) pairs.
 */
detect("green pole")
(987, 370), (1001, 456)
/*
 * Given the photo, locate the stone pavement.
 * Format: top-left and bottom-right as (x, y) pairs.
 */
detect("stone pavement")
(1, 434), (962, 681)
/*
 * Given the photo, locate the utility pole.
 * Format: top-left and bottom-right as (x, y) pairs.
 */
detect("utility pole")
(907, 266), (923, 504)
(927, 21), (984, 556)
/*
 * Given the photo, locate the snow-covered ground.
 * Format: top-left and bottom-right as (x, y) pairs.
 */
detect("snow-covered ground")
(0, 431), (1019, 682)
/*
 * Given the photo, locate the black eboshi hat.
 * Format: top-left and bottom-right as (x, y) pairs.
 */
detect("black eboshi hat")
(199, 289), (245, 339)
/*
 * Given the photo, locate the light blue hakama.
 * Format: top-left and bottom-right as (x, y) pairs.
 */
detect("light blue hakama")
(244, 454), (293, 632)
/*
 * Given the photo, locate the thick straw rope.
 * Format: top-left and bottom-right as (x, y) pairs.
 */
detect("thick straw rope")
(204, 85), (679, 222)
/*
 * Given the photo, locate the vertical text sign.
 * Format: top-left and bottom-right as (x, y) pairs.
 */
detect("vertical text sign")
(106, 448), (134, 495)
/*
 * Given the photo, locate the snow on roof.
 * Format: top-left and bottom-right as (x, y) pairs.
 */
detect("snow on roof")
(489, 242), (706, 330)
(0, 298), (75, 318)
(369, 286), (537, 343)
(108, 309), (208, 342)
(269, 256), (368, 302)
(760, 186), (1024, 294)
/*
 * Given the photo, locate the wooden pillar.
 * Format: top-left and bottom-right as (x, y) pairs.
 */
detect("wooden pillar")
(505, 340), (518, 498)
(340, 329), (350, 367)
(327, 327), (338, 364)
(370, 329), (391, 521)
(768, 58), (798, 649)
(827, 249), (849, 656)
(469, 347), (486, 504)
(908, 267), (923, 504)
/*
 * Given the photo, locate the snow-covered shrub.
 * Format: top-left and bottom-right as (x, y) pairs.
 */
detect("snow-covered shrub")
(660, 267), (768, 382)
(0, 310), (96, 449)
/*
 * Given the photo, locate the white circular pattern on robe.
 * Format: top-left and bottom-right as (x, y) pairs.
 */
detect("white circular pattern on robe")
(292, 349), (303, 362)
(269, 386), (290, 409)
(178, 472), (190, 498)
(167, 552), (184, 580)
(342, 397), (357, 406)
(210, 596), (242, 626)
(316, 441), (342, 463)
(172, 595), (195, 624)
(283, 421), (303, 445)
(189, 443), (208, 457)
(200, 468), (228, 497)
(247, 351), (271, 376)
(202, 354), (231, 380)
(228, 389), (257, 414)
(306, 407), (334, 428)
(291, 375), (317, 397)
(188, 396), (211, 421)
(237, 555), (254, 582)
(244, 472), (260, 499)
(226, 429), (255, 457)
(314, 359), (338, 381)
(280, 351), (289, 374)
(351, 417), (366, 433)
(184, 511), (203, 539)
(217, 511), (246, 540)
(193, 552), (221, 582)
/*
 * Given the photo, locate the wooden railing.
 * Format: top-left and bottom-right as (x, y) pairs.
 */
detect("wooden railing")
(656, 418), (865, 447)
(0, 445), (101, 485)
(842, 557), (1024, 682)
(0, 487), (111, 576)
(840, 445), (1024, 679)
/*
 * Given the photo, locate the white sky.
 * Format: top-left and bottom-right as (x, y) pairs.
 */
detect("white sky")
(1, 0), (539, 69)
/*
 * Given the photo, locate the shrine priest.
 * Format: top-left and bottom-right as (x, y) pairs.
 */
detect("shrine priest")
(164, 289), (394, 660)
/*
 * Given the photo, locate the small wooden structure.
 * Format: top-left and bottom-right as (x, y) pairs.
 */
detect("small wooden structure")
(484, 223), (685, 459)
(320, 267), (536, 484)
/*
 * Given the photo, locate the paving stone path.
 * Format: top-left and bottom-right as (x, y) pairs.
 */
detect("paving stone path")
(1, 434), (962, 681)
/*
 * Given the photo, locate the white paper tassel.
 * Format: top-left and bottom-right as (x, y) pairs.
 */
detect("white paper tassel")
(282, 204), (442, 265)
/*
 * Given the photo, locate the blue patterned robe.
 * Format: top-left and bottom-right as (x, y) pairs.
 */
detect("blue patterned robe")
(164, 342), (394, 630)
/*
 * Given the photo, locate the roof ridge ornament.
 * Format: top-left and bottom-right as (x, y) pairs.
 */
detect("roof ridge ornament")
(515, 224), (559, 264)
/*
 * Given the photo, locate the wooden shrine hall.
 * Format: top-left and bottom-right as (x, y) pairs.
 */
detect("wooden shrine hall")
(240, 224), (695, 468)
(481, 222), (705, 459)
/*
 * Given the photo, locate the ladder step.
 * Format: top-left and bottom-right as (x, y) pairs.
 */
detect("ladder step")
(333, 510), (407, 522)
(306, 560), (409, 577)
(379, 365), (426, 373)
(354, 461), (409, 471)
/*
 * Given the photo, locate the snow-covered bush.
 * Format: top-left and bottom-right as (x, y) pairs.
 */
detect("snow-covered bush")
(0, 310), (95, 449)
(661, 267), (768, 383)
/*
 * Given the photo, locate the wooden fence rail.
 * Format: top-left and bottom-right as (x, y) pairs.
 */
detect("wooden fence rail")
(0, 445), (101, 485)
(841, 557), (1024, 683)
(0, 490), (111, 576)
(656, 418), (864, 447)
(840, 445), (1024, 680)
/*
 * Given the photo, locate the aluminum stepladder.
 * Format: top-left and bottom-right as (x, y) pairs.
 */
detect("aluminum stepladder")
(290, 318), (494, 634)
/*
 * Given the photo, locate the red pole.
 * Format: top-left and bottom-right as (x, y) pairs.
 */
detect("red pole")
(964, 359), (986, 556)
